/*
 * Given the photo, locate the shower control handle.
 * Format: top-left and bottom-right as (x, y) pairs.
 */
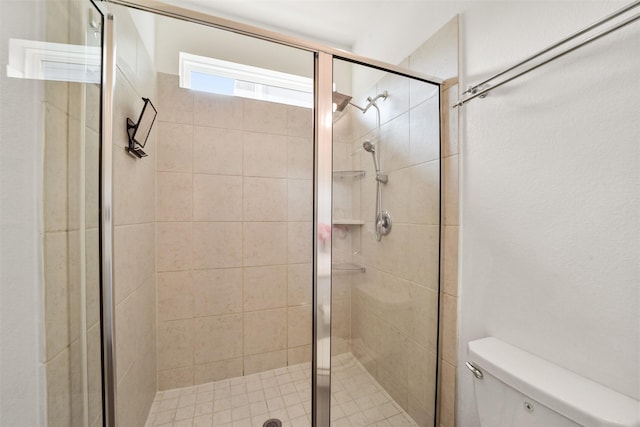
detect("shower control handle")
(376, 211), (392, 237)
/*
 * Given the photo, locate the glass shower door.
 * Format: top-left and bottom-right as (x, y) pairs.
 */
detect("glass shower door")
(330, 58), (441, 427)
(102, 5), (316, 426)
(40, 1), (104, 425)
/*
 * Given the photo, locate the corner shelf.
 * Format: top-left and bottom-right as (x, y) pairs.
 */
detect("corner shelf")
(332, 262), (366, 274)
(333, 219), (365, 225)
(333, 170), (365, 180)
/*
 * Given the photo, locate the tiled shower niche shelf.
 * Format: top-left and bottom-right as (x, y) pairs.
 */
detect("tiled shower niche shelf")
(333, 170), (365, 179)
(332, 262), (366, 274)
(333, 219), (365, 225)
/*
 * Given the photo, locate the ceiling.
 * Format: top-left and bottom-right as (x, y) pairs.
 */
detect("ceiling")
(161, 0), (382, 49)
(161, 0), (472, 57)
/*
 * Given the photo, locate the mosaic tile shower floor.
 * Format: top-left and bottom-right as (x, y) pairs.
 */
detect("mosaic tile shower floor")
(145, 353), (418, 427)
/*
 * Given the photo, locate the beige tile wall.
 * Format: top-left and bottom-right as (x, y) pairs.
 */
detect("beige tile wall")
(344, 68), (441, 427)
(110, 5), (158, 427)
(343, 15), (460, 427)
(331, 110), (356, 357)
(43, 1), (103, 426)
(43, 0), (72, 419)
(437, 84), (459, 427)
(408, 16), (460, 427)
(155, 72), (316, 390)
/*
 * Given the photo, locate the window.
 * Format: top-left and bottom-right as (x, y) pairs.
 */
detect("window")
(7, 38), (100, 83)
(179, 52), (313, 108)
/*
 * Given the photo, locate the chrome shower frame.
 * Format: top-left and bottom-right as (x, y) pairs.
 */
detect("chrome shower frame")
(97, 1), (442, 426)
(93, 2), (117, 426)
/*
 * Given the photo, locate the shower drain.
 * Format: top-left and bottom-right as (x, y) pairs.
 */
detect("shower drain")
(262, 419), (282, 427)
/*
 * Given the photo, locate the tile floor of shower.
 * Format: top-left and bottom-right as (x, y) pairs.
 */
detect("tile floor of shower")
(145, 353), (418, 427)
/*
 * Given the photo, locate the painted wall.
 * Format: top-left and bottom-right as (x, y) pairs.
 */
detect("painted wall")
(350, 1), (471, 98)
(458, 2), (639, 425)
(0, 1), (46, 425)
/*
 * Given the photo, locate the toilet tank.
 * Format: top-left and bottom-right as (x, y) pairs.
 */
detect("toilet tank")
(467, 337), (640, 427)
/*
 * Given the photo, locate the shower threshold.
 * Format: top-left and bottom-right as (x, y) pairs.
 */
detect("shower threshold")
(145, 353), (417, 427)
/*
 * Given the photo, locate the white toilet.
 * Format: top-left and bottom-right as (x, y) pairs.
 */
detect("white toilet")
(467, 337), (640, 427)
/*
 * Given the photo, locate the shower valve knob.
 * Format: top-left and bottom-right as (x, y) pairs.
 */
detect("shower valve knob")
(376, 211), (392, 236)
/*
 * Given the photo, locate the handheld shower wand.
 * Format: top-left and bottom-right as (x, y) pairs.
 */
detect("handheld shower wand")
(362, 140), (391, 241)
(355, 90), (392, 241)
(361, 141), (387, 184)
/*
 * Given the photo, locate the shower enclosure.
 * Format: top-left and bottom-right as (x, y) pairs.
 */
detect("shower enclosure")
(18, 0), (441, 425)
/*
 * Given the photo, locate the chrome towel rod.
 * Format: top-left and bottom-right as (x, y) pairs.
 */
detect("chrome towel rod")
(454, 0), (640, 107)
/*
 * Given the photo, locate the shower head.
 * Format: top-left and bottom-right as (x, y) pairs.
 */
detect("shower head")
(332, 91), (352, 112)
(362, 140), (375, 153)
(363, 140), (381, 175)
(362, 140), (386, 183)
